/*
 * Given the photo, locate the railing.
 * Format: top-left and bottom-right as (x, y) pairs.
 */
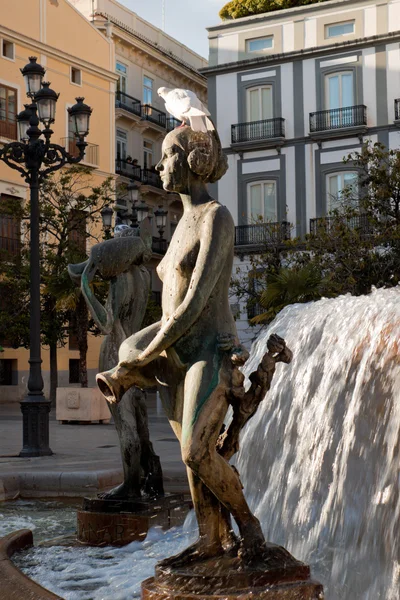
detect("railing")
(141, 104), (167, 128)
(115, 158), (141, 180)
(61, 138), (99, 166)
(115, 91), (141, 116)
(247, 301), (264, 320)
(141, 168), (163, 189)
(395, 99), (400, 121)
(309, 214), (372, 237)
(235, 222), (291, 246)
(231, 118), (285, 144)
(166, 117), (181, 132)
(0, 235), (21, 256)
(152, 237), (168, 255)
(0, 120), (17, 140)
(310, 105), (367, 133)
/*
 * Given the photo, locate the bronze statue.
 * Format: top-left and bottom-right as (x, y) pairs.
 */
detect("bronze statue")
(68, 220), (163, 499)
(96, 127), (293, 566)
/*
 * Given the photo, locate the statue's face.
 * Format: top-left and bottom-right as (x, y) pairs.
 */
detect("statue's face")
(156, 135), (190, 193)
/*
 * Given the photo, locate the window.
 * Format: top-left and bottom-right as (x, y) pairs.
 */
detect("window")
(69, 359), (80, 384)
(143, 139), (153, 169)
(325, 71), (354, 110)
(247, 181), (277, 222)
(68, 209), (86, 256)
(326, 172), (358, 212)
(116, 128), (128, 160)
(246, 36), (273, 53)
(326, 21), (355, 39)
(71, 67), (82, 85)
(116, 62), (127, 94)
(247, 86), (273, 122)
(0, 359), (17, 385)
(2, 40), (14, 60)
(143, 76), (153, 105)
(0, 194), (21, 256)
(0, 84), (17, 139)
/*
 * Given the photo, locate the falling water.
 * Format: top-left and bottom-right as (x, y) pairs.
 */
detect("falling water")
(237, 286), (400, 599)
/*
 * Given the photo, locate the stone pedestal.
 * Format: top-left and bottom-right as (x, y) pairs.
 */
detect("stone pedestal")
(77, 494), (188, 546)
(141, 546), (324, 599)
(56, 387), (111, 423)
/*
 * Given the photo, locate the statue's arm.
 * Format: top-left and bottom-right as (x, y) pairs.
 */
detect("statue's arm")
(133, 206), (234, 365)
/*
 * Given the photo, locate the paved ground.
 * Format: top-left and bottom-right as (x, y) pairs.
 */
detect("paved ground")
(0, 394), (188, 500)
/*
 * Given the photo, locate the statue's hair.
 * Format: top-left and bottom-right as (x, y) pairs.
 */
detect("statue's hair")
(166, 125), (228, 183)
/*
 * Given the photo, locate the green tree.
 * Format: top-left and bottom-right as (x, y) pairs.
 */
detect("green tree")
(219, 0), (329, 20)
(0, 166), (114, 402)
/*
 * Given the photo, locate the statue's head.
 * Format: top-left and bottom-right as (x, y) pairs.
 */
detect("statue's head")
(156, 126), (228, 193)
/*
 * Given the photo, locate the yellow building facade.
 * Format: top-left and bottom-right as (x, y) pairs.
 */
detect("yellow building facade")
(0, 0), (116, 401)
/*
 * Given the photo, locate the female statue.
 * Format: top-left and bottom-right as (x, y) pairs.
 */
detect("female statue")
(97, 126), (270, 564)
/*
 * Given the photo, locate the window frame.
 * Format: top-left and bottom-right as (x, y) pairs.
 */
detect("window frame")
(324, 70), (355, 110)
(247, 180), (278, 223)
(246, 85), (274, 122)
(0, 84), (17, 140)
(325, 21), (355, 39)
(116, 127), (128, 160)
(143, 75), (153, 106)
(0, 193), (21, 257)
(143, 139), (154, 169)
(70, 66), (82, 86)
(326, 170), (359, 213)
(246, 36), (274, 53)
(1, 39), (15, 61)
(116, 61), (127, 94)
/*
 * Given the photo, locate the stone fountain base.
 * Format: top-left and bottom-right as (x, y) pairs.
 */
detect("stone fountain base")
(77, 493), (188, 546)
(141, 545), (324, 600)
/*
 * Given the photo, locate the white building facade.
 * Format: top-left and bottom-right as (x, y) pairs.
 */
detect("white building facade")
(202, 0), (400, 343)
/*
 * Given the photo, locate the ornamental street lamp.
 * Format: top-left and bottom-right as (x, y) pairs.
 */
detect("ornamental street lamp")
(154, 205), (168, 239)
(101, 205), (113, 239)
(0, 57), (92, 457)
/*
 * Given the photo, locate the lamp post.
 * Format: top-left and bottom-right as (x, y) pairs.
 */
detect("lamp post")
(154, 205), (168, 239)
(0, 57), (92, 457)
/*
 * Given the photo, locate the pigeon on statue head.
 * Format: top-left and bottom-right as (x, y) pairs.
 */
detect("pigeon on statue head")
(158, 87), (215, 134)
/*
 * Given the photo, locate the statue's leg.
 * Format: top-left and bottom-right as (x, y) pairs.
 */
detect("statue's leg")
(167, 354), (265, 566)
(98, 392), (142, 500)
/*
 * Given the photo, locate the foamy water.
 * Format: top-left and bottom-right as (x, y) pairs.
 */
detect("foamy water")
(5, 287), (400, 599)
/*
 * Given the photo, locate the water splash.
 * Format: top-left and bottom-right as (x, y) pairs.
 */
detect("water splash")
(237, 287), (400, 599)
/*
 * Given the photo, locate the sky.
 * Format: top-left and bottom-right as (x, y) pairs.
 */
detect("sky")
(119, 0), (226, 59)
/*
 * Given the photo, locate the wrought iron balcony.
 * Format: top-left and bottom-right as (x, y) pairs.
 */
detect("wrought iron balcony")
(235, 221), (291, 247)
(395, 99), (400, 121)
(166, 117), (181, 132)
(0, 120), (17, 140)
(309, 105), (367, 133)
(115, 91), (141, 117)
(309, 214), (372, 237)
(152, 237), (168, 255)
(115, 158), (141, 180)
(61, 138), (99, 166)
(231, 118), (285, 145)
(141, 167), (163, 189)
(141, 104), (167, 128)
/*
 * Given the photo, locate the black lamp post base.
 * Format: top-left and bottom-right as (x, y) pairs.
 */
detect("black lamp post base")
(19, 399), (53, 457)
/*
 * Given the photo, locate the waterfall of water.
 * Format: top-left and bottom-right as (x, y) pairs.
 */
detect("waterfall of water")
(237, 286), (400, 599)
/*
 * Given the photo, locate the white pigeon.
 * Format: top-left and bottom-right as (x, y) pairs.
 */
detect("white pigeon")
(158, 87), (215, 134)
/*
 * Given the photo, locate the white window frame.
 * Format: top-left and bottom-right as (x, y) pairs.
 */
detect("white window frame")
(116, 128), (128, 160)
(1, 39), (15, 61)
(247, 180), (278, 223)
(116, 61), (127, 94)
(246, 36), (274, 53)
(70, 67), (82, 86)
(143, 139), (154, 169)
(326, 171), (358, 212)
(143, 76), (153, 105)
(246, 85), (273, 122)
(325, 71), (354, 111)
(325, 21), (355, 39)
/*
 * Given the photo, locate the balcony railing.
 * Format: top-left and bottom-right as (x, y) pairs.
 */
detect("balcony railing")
(0, 119), (17, 140)
(152, 237), (168, 255)
(141, 168), (163, 189)
(115, 158), (141, 180)
(310, 105), (367, 133)
(232, 118), (285, 144)
(395, 99), (400, 121)
(141, 104), (167, 128)
(309, 214), (372, 237)
(235, 222), (291, 247)
(61, 138), (99, 166)
(115, 91), (141, 117)
(0, 236), (21, 256)
(166, 117), (181, 132)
